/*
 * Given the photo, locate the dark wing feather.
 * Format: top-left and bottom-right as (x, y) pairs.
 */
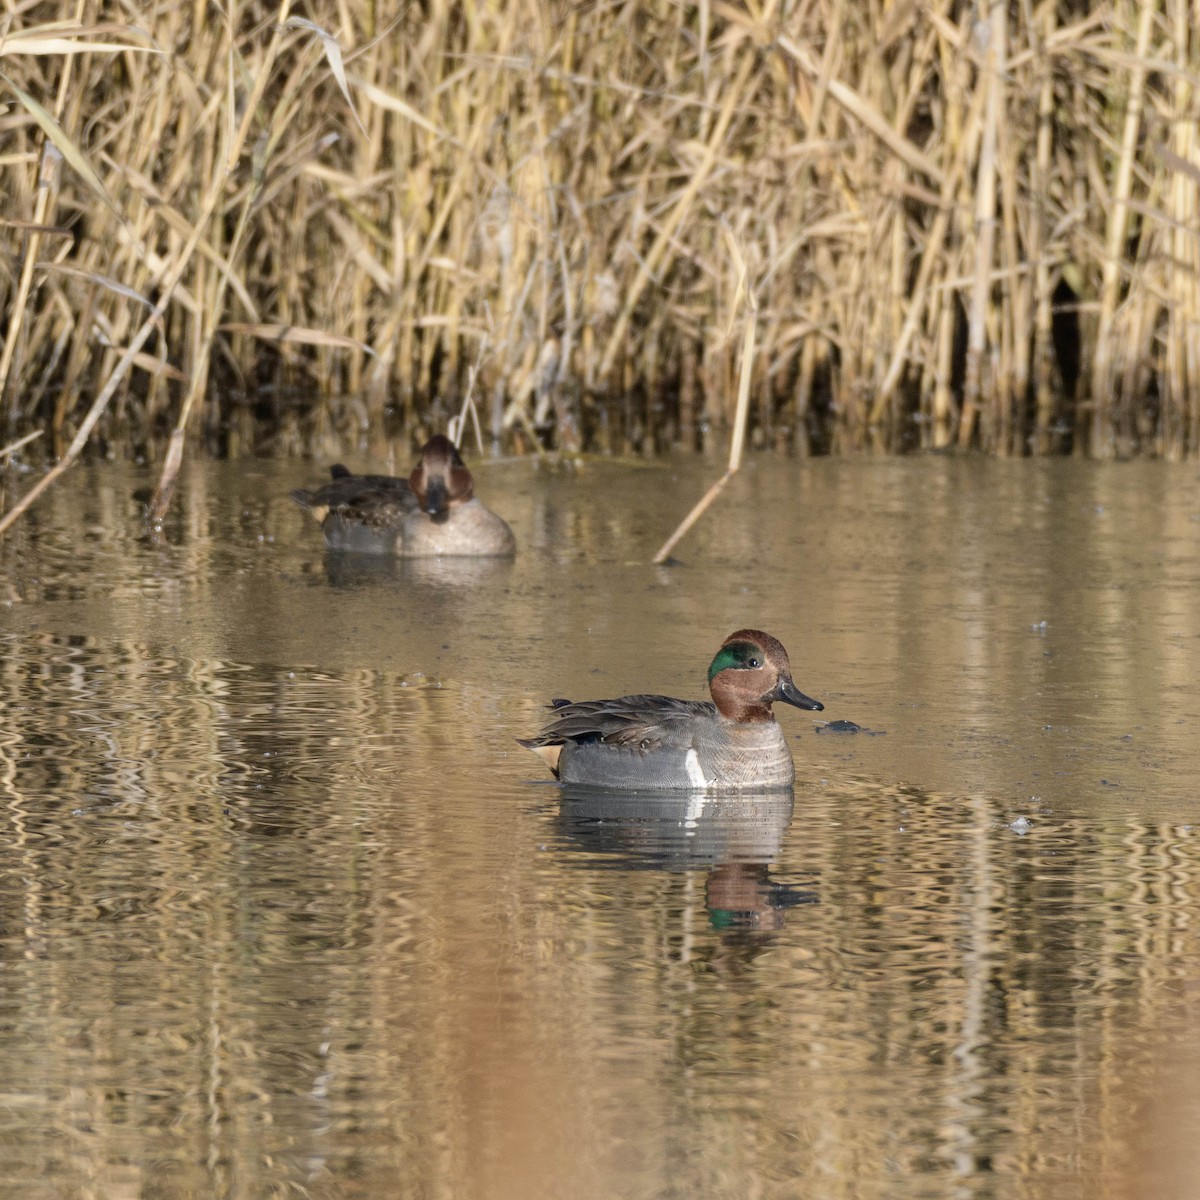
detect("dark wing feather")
(519, 695), (715, 751)
(292, 470), (418, 529)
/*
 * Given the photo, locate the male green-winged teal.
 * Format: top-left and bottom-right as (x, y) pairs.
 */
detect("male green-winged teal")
(291, 435), (516, 557)
(519, 629), (823, 791)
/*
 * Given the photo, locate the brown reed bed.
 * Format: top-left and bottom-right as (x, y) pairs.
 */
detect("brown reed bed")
(1, 0), (1198, 520)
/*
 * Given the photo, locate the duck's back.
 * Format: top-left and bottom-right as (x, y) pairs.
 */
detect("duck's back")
(292, 468), (417, 554)
(292, 468), (416, 515)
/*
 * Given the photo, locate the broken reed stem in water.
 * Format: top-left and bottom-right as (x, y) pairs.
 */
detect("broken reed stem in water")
(0, 431), (43, 460)
(652, 305), (756, 565)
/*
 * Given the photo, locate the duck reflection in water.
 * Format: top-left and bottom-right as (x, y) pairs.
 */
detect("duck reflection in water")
(555, 786), (816, 963)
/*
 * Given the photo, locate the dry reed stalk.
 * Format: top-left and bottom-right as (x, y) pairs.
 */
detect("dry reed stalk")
(0, 0), (86, 418)
(1089, 0), (1157, 458)
(868, 0), (979, 429)
(1031, 1), (1058, 456)
(595, 48), (759, 386)
(0, 430), (43, 459)
(996, 51), (1026, 457)
(873, 33), (988, 425)
(932, 289), (956, 445)
(778, 33), (945, 188)
(958, 1), (1004, 451)
(1118, 272), (1156, 453)
(148, 1), (302, 520)
(652, 239), (756, 566)
(1165, 0), (1200, 458)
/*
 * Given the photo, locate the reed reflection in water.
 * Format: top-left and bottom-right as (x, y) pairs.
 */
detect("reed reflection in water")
(0, 455), (1199, 1198)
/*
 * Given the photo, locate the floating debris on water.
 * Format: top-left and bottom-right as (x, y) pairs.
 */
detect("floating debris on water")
(814, 719), (885, 736)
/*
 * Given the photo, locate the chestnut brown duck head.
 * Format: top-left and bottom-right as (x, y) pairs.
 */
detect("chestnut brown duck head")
(409, 434), (473, 523)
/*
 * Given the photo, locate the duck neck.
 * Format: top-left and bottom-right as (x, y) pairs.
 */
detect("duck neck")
(713, 693), (776, 724)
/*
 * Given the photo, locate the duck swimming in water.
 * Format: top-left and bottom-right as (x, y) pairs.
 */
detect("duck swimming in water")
(292, 435), (516, 557)
(519, 629), (823, 791)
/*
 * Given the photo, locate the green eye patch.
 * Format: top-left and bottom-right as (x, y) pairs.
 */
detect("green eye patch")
(707, 641), (764, 682)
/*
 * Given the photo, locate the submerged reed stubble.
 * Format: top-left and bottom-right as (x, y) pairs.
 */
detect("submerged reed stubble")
(1, 0), (1197, 482)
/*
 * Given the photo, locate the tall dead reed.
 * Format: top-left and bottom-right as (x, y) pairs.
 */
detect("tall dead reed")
(1, 0), (1199, 517)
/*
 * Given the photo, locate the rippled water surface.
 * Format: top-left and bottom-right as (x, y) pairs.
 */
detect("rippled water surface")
(1, 453), (1199, 1199)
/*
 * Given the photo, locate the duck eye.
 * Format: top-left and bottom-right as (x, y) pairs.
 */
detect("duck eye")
(748, 657), (761, 668)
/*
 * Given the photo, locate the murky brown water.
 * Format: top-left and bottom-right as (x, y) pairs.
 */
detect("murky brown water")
(1, 453), (1199, 1199)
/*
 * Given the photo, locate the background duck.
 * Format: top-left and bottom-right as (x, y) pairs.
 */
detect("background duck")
(520, 629), (823, 792)
(291, 435), (515, 557)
